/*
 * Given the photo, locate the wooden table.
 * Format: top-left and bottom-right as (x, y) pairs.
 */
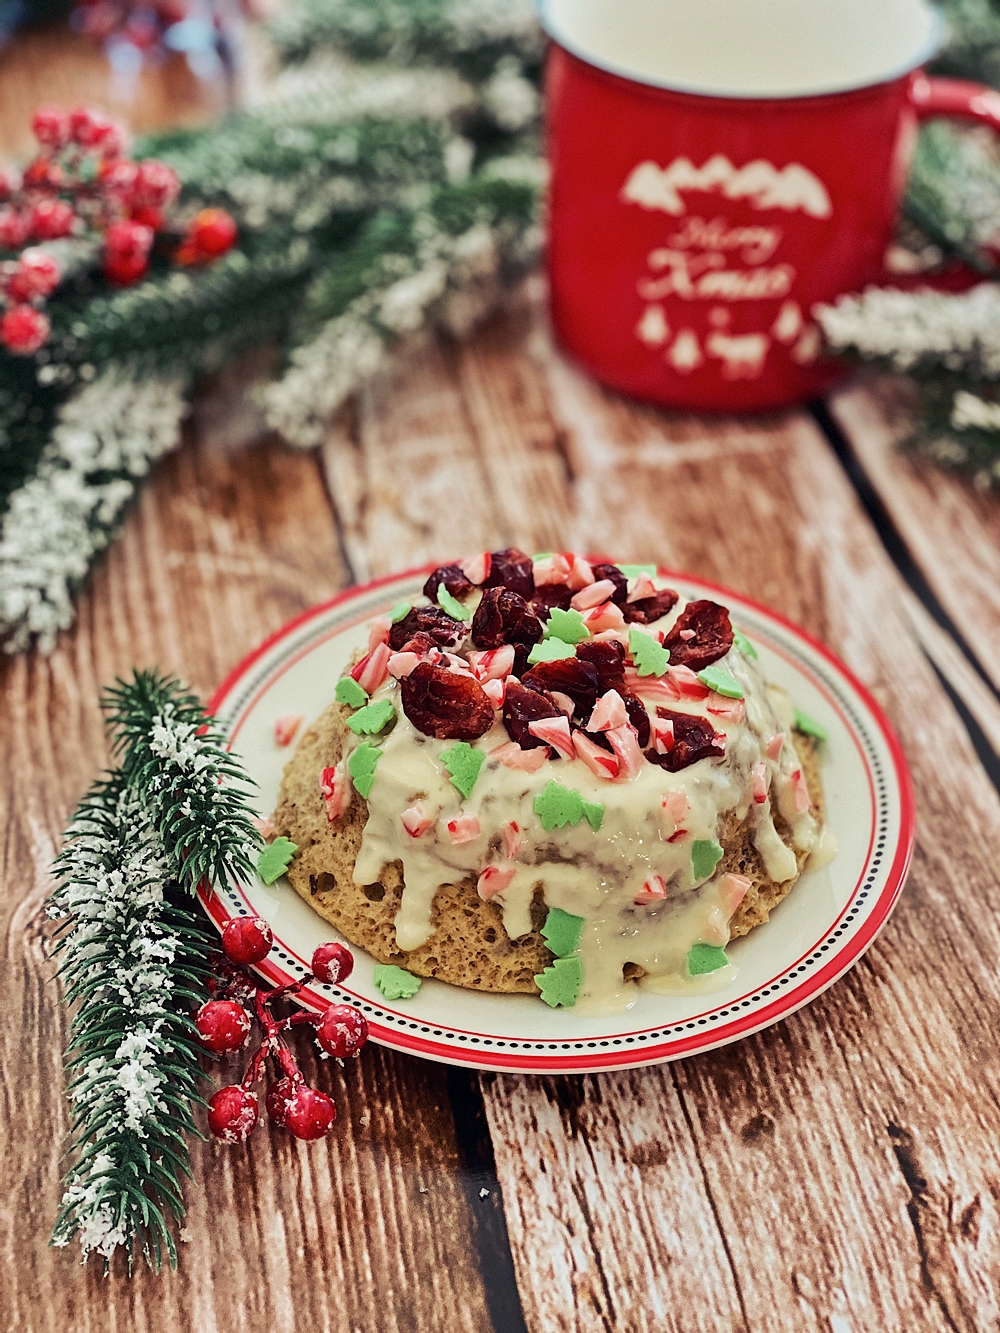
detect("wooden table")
(3, 33), (1000, 1333)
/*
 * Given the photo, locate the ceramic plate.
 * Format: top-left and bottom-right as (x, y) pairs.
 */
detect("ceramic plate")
(199, 567), (915, 1074)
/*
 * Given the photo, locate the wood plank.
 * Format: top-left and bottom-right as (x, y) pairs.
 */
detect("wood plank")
(0, 380), (498, 1331)
(830, 374), (1000, 695)
(322, 296), (1000, 1332)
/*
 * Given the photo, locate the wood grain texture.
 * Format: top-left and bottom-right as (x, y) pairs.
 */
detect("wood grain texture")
(830, 374), (1000, 694)
(321, 294), (1000, 1332)
(0, 383), (499, 1332)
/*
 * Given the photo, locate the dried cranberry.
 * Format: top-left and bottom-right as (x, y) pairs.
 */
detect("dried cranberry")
(484, 547), (535, 599)
(623, 694), (651, 748)
(502, 681), (562, 749)
(399, 631), (440, 656)
(662, 600), (733, 669)
(389, 605), (467, 652)
(423, 563), (473, 602)
(647, 709), (724, 771)
(521, 658), (599, 720)
(530, 584), (573, 619)
(471, 587), (543, 653)
(575, 639), (626, 693)
(590, 562), (628, 605)
(623, 589), (680, 625)
(401, 662), (494, 740)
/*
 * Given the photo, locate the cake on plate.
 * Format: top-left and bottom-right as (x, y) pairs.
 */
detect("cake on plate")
(271, 550), (834, 1013)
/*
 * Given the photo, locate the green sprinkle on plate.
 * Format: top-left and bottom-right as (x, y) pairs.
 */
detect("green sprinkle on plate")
(347, 742), (381, 798)
(437, 585), (471, 622)
(440, 741), (486, 799)
(697, 665), (744, 699)
(532, 551), (553, 561)
(257, 836), (297, 885)
(691, 839), (724, 880)
(389, 600), (412, 623)
(374, 964), (422, 1000)
(534, 955), (583, 1008)
(335, 676), (369, 708)
(527, 637), (577, 665)
(629, 628), (670, 677)
(732, 627), (758, 660)
(346, 698), (396, 735)
(794, 707), (828, 741)
(544, 607), (590, 644)
(541, 906), (584, 958)
(687, 942), (729, 976)
(618, 563), (657, 578)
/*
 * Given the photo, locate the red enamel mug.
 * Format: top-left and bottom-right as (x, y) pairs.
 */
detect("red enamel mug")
(541, 0), (1000, 412)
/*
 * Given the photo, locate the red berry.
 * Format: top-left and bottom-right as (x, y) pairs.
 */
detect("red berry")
(265, 1076), (295, 1126)
(0, 168), (20, 200)
(207, 1085), (259, 1143)
(29, 198), (75, 240)
(316, 1004), (368, 1059)
(283, 1084), (336, 1140)
(132, 159), (180, 210)
(6, 248), (61, 302)
(0, 208), (31, 250)
(184, 207), (237, 261)
(68, 106), (117, 148)
(23, 157), (66, 191)
(98, 158), (138, 199)
(103, 253), (148, 286)
(32, 107), (70, 149)
(195, 998), (252, 1054)
(129, 204), (164, 231)
(311, 941), (354, 986)
(104, 218), (153, 258)
(222, 915), (274, 965)
(0, 305), (49, 355)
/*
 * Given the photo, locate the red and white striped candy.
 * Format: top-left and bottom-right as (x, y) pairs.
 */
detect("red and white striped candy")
(586, 688), (629, 733)
(751, 761), (768, 804)
(503, 820), (521, 859)
(607, 723), (644, 779)
(790, 767), (811, 813)
(666, 664), (710, 698)
(766, 732), (785, 760)
(477, 864), (516, 901)
(528, 715), (575, 760)
(707, 696), (745, 723)
(661, 789), (690, 826)
(401, 805), (433, 838)
(481, 678), (506, 708)
(460, 551), (491, 585)
(367, 617), (391, 653)
(570, 579), (616, 611)
(572, 731), (621, 780)
(679, 628), (696, 640)
(533, 553), (572, 585)
(582, 601), (626, 633)
(446, 813), (481, 844)
(252, 815), (276, 839)
(550, 690), (575, 717)
(565, 554), (595, 590)
(273, 714), (302, 747)
(319, 763), (349, 822)
(623, 669), (677, 705)
(719, 872), (751, 916)
(652, 717), (674, 754)
(388, 651), (420, 679)
(626, 571), (657, 602)
(634, 874), (667, 905)
(468, 644), (515, 682)
(352, 642), (391, 694)
(490, 741), (550, 772)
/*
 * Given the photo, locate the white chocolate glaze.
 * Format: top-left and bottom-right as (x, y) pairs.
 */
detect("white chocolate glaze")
(342, 585), (832, 1014)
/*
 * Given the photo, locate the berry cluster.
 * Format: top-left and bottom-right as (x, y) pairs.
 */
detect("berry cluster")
(0, 105), (238, 356)
(197, 916), (368, 1145)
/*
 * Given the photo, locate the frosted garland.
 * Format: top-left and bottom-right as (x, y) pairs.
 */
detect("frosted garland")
(0, 367), (188, 652)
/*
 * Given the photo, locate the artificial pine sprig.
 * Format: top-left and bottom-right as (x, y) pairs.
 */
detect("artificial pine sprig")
(48, 672), (262, 1268)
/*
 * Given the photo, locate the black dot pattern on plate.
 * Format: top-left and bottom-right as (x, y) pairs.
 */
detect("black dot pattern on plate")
(212, 584), (897, 1060)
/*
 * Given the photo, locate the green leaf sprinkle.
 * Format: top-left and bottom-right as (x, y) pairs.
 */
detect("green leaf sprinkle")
(534, 955), (583, 1008)
(336, 675), (369, 708)
(629, 628), (670, 677)
(541, 906), (584, 958)
(534, 780), (584, 831)
(527, 637), (577, 665)
(582, 800), (605, 832)
(691, 839), (724, 881)
(347, 742), (381, 798)
(544, 607), (590, 644)
(440, 741), (486, 799)
(257, 837), (297, 885)
(732, 627), (758, 660)
(687, 943), (729, 976)
(532, 552), (553, 561)
(389, 600), (412, 623)
(437, 585), (471, 622)
(374, 964), (422, 1000)
(697, 665), (744, 698)
(346, 698), (396, 735)
(794, 708), (828, 741)
(619, 564), (657, 578)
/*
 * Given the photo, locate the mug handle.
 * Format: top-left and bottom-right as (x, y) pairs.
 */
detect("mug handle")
(908, 72), (1000, 130)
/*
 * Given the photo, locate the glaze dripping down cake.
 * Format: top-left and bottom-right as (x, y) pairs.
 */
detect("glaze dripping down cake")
(272, 550), (835, 1014)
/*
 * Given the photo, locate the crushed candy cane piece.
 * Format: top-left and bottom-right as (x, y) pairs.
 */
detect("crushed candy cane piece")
(446, 813), (481, 844)
(460, 551), (491, 585)
(766, 732), (785, 760)
(790, 767), (811, 812)
(401, 805), (434, 838)
(320, 763), (350, 821)
(273, 714), (302, 747)
(582, 601), (626, 633)
(679, 628), (696, 640)
(661, 789), (690, 826)
(528, 714), (575, 760)
(355, 642), (392, 694)
(606, 723), (644, 779)
(572, 731), (621, 779)
(468, 644), (516, 681)
(368, 618), (391, 652)
(388, 651), (420, 678)
(752, 761), (768, 804)
(571, 579), (616, 611)
(623, 669), (677, 704)
(550, 690), (575, 717)
(667, 664), (710, 698)
(490, 741), (550, 772)
(533, 553), (572, 585)
(482, 678), (506, 707)
(719, 873), (751, 916)
(634, 874), (667, 905)
(587, 688), (629, 732)
(652, 717), (675, 754)
(566, 554), (595, 590)
(503, 820), (522, 859)
(252, 815), (276, 839)
(477, 864), (516, 900)
(626, 571), (657, 602)
(706, 696), (746, 723)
